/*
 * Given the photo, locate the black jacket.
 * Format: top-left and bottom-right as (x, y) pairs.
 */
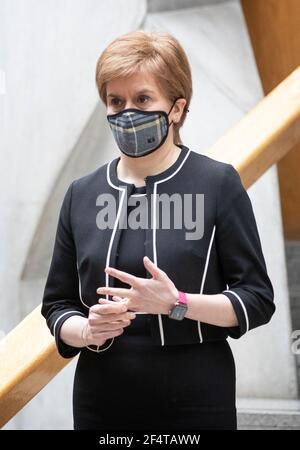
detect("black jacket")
(41, 144), (275, 358)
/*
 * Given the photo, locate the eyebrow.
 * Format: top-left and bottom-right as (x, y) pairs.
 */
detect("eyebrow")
(107, 89), (156, 98)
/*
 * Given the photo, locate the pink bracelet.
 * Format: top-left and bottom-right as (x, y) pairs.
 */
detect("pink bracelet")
(178, 290), (187, 305)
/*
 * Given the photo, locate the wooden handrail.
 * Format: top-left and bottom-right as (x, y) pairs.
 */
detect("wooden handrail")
(1, 66), (300, 428)
(209, 67), (300, 189)
(0, 306), (69, 427)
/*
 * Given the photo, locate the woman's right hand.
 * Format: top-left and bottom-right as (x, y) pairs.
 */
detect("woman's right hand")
(82, 297), (136, 347)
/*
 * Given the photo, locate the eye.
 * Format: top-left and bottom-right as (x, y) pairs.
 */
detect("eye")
(137, 95), (150, 104)
(110, 98), (123, 107)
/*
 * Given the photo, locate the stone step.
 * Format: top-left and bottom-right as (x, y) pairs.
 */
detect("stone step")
(284, 240), (300, 395)
(237, 398), (300, 430)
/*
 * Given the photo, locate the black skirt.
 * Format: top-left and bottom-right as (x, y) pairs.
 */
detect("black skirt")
(73, 313), (237, 430)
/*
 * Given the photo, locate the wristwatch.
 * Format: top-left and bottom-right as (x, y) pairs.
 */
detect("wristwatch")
(168, 291), (188, 320)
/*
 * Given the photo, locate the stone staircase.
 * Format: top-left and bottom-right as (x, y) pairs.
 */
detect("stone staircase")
(237, 398), (300, 430)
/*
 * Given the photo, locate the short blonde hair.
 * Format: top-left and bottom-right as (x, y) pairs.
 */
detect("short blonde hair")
(95, 30), (192, 145)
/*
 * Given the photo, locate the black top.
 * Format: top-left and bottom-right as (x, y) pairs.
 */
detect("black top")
(113, 183), (151, 335)
(41, 144), (276, 358)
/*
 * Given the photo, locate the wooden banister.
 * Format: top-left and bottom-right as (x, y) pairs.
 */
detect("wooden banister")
(1, 66), (300, 428)
(209, 67), (300, 189)
(0, 306), (69, 427)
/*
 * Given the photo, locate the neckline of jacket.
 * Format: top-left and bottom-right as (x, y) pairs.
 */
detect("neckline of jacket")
(108, 143), (190, 189)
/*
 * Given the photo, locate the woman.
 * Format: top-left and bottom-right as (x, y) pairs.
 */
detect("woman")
(41, 30), (275, 430)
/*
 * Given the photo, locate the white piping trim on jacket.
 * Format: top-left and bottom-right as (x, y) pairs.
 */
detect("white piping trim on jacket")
(153, 149), (191, 346)
(197, 225), (216, 343)
(107, 161), (146, 197)
(88, 163), (126, 353)
(107, 160), (122, 191)
(105, 187), (126, 282)
(152, 182), (165, 346)
(95, 187), (126, 353)
(222, 289), (249, 333)
(53, 310), (86, 339)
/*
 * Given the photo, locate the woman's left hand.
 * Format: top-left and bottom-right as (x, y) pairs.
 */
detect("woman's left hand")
(96, 256), (178, 315)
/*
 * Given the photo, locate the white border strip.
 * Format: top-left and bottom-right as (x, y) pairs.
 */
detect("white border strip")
(222, 289), (249, 333)
(152, 182), (165, 346)
(53, 310), (86, 338)
(107, 159), (122, 191)
(197, 225), (216, 343)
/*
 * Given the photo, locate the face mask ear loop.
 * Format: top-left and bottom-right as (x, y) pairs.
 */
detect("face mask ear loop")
(167, 97), (180, 127)
(168, 97), (179, 115)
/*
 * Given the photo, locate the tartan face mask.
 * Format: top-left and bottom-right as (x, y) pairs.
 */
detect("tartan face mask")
(106, 98), (180, 158)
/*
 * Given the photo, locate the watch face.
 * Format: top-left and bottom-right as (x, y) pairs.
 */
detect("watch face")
(168, 303), (187, 321)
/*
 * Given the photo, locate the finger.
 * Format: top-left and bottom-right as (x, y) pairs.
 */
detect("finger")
(98, 297), (127, 306)
(99, 297), (130, 311)
(113, 297), (135, 311)
(99, 297), (130, 310)
(97, 298), (111, 304)
(96, 286), (131, 297)
(90, 311), (136, 323)
(111, 296), (137, 312)
(91, 301), (128, 315)
(97, 297), (136, 314)
(143, 256), (163, 280)
(91, 320), (131, 332)
(112, 295), (124, 302)
(104, 266), (139, 288)
(112, 295), (128, 303)
(92, 329), (124, 343)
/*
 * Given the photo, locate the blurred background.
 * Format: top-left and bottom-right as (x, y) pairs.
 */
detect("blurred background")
(0, 0), (300, 430)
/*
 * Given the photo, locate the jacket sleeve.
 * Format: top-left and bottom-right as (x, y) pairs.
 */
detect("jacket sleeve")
(41, 181), (88, 358)
(215, 164), (276, 339)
